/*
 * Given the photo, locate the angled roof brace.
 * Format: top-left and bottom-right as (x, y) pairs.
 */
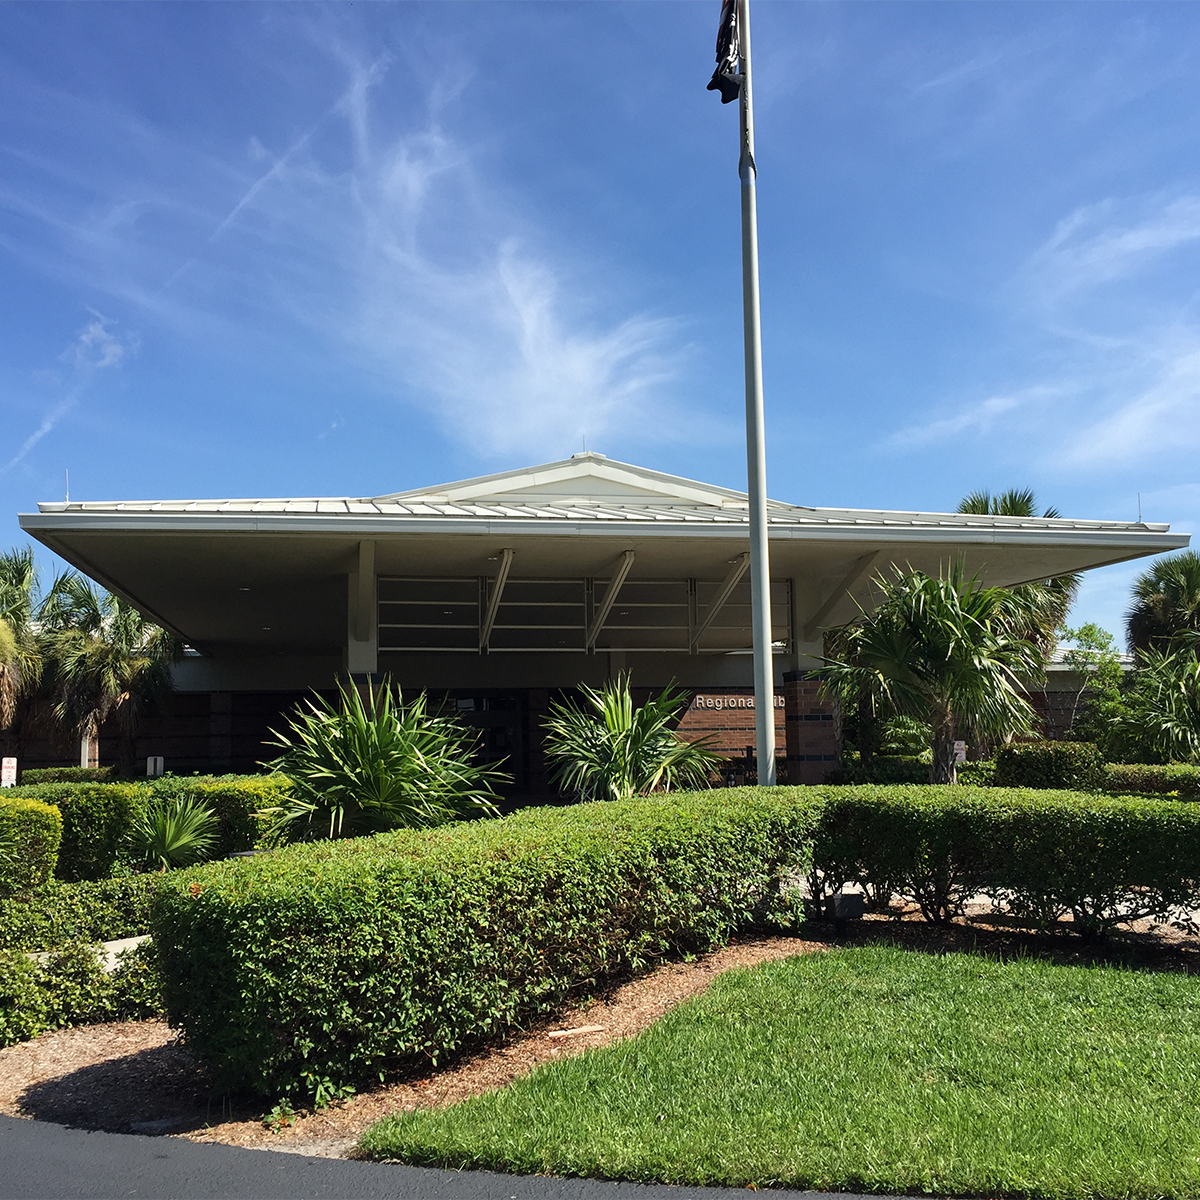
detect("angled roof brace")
(479, 548), (515, 652)
(803, 550), (882, 641)
(690, 551), (750, 651)
(586, 550), (636, 650)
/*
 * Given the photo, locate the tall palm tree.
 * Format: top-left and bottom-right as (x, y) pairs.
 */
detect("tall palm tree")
(1126, 551), (1200, 656)
(820, 565), (1042, 783)
(956, 489), (1079, 657)
(39, 573), (182, 776)
(0, 547), (43, 734)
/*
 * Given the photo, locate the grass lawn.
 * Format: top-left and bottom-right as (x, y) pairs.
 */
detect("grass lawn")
(360, 945), (1200, 1198)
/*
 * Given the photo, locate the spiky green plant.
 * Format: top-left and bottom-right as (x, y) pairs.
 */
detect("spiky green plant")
(129, 796), (219, 871)
(261, 680), (506, 840)
(820, 564), (1042, 784)
(1119, 642), (1200, 763)
(542, 674), (725, 803)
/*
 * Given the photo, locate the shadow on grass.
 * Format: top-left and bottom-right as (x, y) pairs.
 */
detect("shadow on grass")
(800, 909), (1200, 976)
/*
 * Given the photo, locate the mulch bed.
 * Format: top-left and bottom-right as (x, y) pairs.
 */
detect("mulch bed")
(2, 911), (1196, 1159)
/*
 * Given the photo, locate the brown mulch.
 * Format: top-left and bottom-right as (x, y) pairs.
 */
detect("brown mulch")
(0, 934), (827, 1158)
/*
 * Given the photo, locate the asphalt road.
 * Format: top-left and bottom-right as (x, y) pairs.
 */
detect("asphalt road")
(0, 1116), (890, 1200)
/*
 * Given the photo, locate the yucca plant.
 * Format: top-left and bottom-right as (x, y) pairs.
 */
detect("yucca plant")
(542, 674), (725, 803)
(261, 680), (506, 840)
(129, 796), (219, 871)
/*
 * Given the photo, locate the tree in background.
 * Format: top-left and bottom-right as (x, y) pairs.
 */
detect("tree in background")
(956, 488), (1079, 658)
(820, 565), (1042, 784)
(39, 574), (182, 777)
(0, 548), (43, 735)
(542, 674), (725, 802)
(1058, 623), (1124, 732)
(1126, 551), (1200, 656)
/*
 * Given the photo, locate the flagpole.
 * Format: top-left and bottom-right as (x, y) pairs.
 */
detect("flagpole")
(737, 0), (775, 786)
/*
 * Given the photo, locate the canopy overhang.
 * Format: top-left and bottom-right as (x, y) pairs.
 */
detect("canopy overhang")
(19, 454), (1189, 681)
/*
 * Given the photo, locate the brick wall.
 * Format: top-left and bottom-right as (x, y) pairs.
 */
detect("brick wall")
(783, 672), (838, 784)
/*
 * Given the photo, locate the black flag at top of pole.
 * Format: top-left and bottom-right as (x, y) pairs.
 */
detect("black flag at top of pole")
(706, 0), (741, 103)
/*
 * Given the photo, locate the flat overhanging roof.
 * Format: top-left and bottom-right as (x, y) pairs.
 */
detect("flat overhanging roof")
(19, 453), (1189, 657)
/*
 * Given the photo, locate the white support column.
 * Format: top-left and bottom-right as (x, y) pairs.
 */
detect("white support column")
(347, 539), (378, 675)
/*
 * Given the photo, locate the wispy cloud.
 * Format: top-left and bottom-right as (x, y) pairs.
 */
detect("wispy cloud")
(887, 387), (1049, 450)
(0, 50), (691, 460)
(0, 315), (134, 477)
(1026, 194), (1200, 301)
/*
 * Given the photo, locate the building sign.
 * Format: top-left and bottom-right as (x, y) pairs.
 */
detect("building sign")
(0, 758), (15, 788)
(688, 693), (784, 711)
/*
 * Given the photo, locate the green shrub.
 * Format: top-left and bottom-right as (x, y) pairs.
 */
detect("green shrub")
(20, 767), (116, 784)
(825, 755), (929, 785)
(0, 875), (163, 952)
(6, 775), (288, 879)
(954, 760), (995, 787)
(0, 796), (61, 897)
(993, 741), (1105, 791)
(151, 787), (821, 1101)
(1104, 763), (1200, 800)
(0, 940), (163, 1047)
(811, 785), (1200, 935)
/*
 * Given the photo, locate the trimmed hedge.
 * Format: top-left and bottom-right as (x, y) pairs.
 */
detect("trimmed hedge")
(152, 787), (821, 1101)
(824, 756), (929, 785)
(6, 775), (289, 880)
(1105, 763), (1200, 800)
(993, 741), (1105, 791)
(0, 796), (61, 897)
(811, 785), (1200, 934)
(20, 767), (116, 785)
(0, 940), (162, 1048)
(0, 875), (164, 952)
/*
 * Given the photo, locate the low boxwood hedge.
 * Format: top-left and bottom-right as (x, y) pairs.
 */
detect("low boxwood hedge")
(0, 874), (164, 953)
(151, 787), (821, 1101)
(1105, 763), (1200, 800)
(0, 940), (162, 1048)
(0, 795), (61, 897)
(811, 785), (1200, 934)
(993, 741), (1105, 791)
(6, 774), (290, 880)
(19, 767), (116, 785)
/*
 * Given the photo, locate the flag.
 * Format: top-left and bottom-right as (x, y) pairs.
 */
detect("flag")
(707, 0), (741, 103)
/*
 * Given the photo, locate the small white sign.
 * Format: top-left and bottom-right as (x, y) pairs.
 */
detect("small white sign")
(953, 741), (968, 765)
(146, 756), (165, 778)
(0, 757), (16, 787)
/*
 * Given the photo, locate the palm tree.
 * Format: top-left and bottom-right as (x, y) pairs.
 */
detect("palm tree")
(956, 488), (1079, 657)
(0, 547), (43, 733)
(542, 674), (725, 802)
(820, 565), (1042, 783)
(1126, 551), (1200, 656)
(39, 573), (182, 776)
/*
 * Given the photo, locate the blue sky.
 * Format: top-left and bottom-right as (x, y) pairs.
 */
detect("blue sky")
(2, 1), (1199, 641)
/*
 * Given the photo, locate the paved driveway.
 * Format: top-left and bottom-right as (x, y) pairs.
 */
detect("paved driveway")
(0, 1116), (887, 1200)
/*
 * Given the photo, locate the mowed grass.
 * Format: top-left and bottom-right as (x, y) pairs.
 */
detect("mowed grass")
(360, 946), (1200, 1198)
